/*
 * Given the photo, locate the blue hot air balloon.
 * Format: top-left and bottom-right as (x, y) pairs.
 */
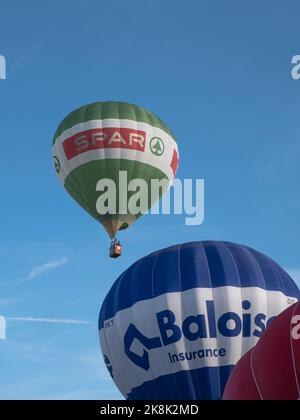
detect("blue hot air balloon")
(99, 241), (299, 400)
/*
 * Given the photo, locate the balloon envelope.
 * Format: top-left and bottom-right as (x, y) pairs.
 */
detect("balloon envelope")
(52, 101), (179, 239)
(223, 302), (300, 400)
(99, 241), (299, 400)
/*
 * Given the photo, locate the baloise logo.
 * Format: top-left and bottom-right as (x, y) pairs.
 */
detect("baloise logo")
(104, 355), (114, 378)
(124, 300), (275, 371)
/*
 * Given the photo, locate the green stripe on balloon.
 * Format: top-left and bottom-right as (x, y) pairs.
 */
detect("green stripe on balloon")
(64, 159), (169, 238)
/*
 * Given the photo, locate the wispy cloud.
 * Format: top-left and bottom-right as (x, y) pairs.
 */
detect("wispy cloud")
(232, 56), (251, 73)
(29, 257), (68, 279)
(255, 137), (300, 182)
(0, 298), (20, 308)
(6, 317), (93, 325)
(11, 0), (96, 74)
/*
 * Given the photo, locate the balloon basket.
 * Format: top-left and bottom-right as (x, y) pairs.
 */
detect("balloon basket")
(109, 240), (123, 259)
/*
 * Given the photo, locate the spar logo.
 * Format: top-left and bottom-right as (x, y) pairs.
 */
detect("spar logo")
(53, 156), (61, 174)
(63, 127), (146, 160)
(292, 315), (300, 340)
(123, 300), (277, 371)
(150, 137), (165, 156)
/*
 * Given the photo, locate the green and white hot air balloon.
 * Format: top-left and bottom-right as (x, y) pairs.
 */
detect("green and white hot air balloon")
(52, 101), (179, 257)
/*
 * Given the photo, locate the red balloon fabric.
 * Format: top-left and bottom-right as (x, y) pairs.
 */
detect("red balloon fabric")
(223, 302), (300, 400)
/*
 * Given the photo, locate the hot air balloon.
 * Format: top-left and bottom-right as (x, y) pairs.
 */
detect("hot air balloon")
(52, 101), (179, 257)
(99, 241), (299, 400)
(223, 302), (300, 400)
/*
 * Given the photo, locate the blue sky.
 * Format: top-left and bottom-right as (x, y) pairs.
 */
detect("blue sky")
(0, 0), (300, 400)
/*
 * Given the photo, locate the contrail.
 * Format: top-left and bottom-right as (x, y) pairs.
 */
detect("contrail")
(29, 257), (68, 279)
(6, 317), (93, 325)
